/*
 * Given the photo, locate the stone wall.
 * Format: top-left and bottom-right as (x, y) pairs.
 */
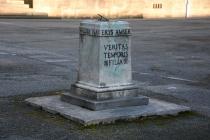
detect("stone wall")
(32, 0), (144, 18)
(0, 0), (32, 15)
(32, 0), (210, 18)
(188, 0), (210, 17)
(143, 0), (210, 18)
(1, 0), (210, 18)
(24, 0), (33, 8)
(143, 0), (187, 18)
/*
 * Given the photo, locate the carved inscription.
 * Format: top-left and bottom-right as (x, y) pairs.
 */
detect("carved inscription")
(103, 43), (129, 67)
(80, 28), (100, 36)
(80, 28), (131, 36)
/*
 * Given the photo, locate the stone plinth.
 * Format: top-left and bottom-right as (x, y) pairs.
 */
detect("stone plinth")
(25, 20), (191, 125)
(61, 20), (149, 110)
(26, 96), (191, 126)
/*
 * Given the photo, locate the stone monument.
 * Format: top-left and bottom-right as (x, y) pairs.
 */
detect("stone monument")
(61, 20), (149, 110)
(25, 20), (190, 126)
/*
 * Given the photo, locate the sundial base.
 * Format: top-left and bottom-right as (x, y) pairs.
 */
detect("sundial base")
(25, 95), (190, 126)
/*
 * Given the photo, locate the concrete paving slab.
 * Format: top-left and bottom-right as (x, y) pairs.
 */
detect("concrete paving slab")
(25, 95), (190, 126)
(140, 84), (210, 117)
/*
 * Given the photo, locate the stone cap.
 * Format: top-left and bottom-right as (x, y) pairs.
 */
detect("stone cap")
(79, 20), (131, 37)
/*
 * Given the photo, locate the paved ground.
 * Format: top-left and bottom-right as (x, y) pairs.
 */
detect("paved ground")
(0, 18), (210, 140)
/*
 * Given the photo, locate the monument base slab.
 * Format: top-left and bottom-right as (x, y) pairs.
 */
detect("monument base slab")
(25, 95), (191, 126)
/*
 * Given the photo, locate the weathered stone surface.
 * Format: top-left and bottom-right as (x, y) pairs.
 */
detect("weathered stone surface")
(32, 0), (210, 18)
(25, 95), (191, 126)
(78, 20), (132, 88)
(70, 84), (140, 100)
(61, 92), (149, 111)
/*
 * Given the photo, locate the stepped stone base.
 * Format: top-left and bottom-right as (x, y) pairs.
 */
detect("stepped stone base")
(25, 95), (191, 126)
(70, 83), (140, 100)
(61, 92), (149, 111)
(61, 84), (149, 111)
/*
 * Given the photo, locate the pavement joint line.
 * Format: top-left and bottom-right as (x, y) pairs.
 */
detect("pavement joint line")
(0, 22), (15, 25)
(162, 76), (198, 83)
(138, 72), (153, 75)
(0, 52), (9, 55)
(137, 72), (198, 83)
(44, 59), (71, 63)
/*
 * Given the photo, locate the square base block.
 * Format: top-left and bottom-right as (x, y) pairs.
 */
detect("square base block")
(25, 95), (191, 126)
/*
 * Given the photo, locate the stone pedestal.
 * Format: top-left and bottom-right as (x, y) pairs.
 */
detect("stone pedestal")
(25, 20), (190, 126)
(61, 20), (149, 110)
